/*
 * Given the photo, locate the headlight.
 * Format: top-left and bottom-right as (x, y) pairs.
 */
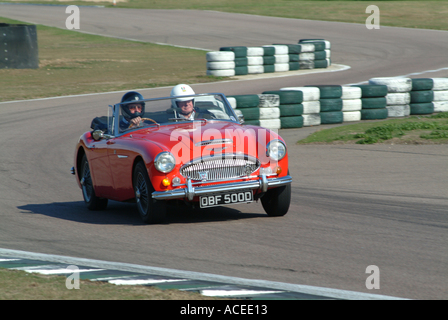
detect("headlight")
(154, 152), (176, 173)
(266, 140), (286, 161)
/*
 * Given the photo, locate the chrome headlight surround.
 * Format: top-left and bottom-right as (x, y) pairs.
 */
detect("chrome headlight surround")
(154, 152), (176, 173)
(266, 140), (286, 161)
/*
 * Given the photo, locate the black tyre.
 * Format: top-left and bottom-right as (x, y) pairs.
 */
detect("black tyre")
(80, 154), (108, 210)
(261, 183), (291, 217)
(133, 161), (166, 224)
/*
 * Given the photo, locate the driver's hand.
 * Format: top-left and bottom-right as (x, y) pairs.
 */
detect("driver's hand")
(130, 116), (141, 126)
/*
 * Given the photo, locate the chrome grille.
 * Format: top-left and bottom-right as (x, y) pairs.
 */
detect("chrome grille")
(180, 155), (260, 181)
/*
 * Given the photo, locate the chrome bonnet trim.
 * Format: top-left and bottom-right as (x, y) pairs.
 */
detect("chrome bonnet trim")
(151, 175), (292, 201)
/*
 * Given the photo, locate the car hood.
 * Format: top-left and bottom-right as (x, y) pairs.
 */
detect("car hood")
(129, 121), (281, 161)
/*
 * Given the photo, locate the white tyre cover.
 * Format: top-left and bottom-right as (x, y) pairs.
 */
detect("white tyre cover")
(433, 90), (448, 101)
(325, 49), (331, 58)
(299, 43), (315, 52)
(341, 86), (362, 99)
(258, 107), (280, 119)
(386, 92), (411, 105)
(298, 60), (314, 69)
(227, 97), (237, 109)
(258, 94), (280, 108)
(274, 63), (289, 72)
(206, 51), (235, 62)
(432, 78), (448, 90)
(263, 45), (288, 55)
(280, 87), (320, 101)
(369, 77), (412, 93)
(301, 40), (330, 49)
(433, 101), (448, 112)
(342, 99), (362, 111)
(302, 101), (320, 113)
(206, 61), (235, 70)
(386, 105), (411, 117)
(274, 54), (289, 63)
(234, 109), (243, 117)
(206, 69), (235, 77)
(246, 47), (264, 56)
(299, 53), (315, 60)
(259, 119), (281, 130)
(302, 114), (321, 126)
(343, 111), (361, 122)
(247, 65), (264, 74)
(247, 56), (264, 65)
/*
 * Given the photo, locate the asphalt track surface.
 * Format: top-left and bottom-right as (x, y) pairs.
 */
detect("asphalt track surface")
(1, 5), (448, 299)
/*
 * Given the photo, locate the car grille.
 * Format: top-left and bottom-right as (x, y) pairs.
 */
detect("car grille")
(180, 155), (260, 181)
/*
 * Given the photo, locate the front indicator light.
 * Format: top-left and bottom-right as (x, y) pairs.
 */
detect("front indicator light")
(162, 178), (171, 187)
(275, 166), (282, 174)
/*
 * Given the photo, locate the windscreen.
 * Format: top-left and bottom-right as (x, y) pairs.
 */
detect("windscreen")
(118, 94), (237, 132)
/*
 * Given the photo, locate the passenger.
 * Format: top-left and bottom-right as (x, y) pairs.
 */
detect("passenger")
(170, 84), (214, 120)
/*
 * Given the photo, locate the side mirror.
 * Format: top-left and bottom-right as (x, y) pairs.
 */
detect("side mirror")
(92, 130), (104, 141)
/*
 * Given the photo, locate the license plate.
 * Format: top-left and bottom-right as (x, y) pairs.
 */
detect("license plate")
(200, 191), (253, 208)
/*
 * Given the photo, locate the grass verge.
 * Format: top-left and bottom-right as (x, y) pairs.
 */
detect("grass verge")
(0, 16), (225, 102)
(298, 112), (448, 145)
(0, 268), (219, 300)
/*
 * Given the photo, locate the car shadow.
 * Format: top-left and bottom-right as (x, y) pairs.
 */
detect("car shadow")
(17, 201), (266, 225)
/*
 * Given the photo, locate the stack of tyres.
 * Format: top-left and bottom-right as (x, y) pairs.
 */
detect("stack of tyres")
(273, 44), (301, 71)
(410, 78), (435, 115)
(220, 46), (247, 75)
(412, 78), (448, 113)
(369, 77), (412, 117)
(280, 87), (321, 126)
(306, 85), (343, 124)
(299, 39), (331, 69)
(432, 78), (448, 112)
(263, 45), (289, 72)
(206, 51), (235, 77)
(262, 90), (304, 128)
(262, 46), (276, 73)
(246, 47), (264, 74)
(227, 94), (281, 130)
(351, 84), (388, 120)
(341, 86), (362, 122)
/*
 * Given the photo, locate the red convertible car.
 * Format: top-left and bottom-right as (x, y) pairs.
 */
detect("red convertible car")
(71, 91), (292, 223)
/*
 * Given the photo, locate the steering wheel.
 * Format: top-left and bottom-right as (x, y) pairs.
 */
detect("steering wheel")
(128, 117), (158, 129)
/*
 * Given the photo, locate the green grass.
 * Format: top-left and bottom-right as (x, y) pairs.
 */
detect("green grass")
(298, 112), (448, 145)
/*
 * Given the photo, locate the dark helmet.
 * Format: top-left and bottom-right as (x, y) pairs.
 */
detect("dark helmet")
(120, 91), (145, 120)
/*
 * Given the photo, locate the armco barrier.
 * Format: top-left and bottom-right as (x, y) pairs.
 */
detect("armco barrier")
(206, 39), (331, 77)
(227, 78), (448, 130)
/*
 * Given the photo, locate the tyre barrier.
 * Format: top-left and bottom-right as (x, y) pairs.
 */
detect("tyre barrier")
(369, 77), (411, 118)
(206, 39), (331, 77)
(225, 77), (447, 131)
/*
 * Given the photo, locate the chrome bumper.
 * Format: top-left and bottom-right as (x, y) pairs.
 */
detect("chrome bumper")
(151, 175), (292, 201)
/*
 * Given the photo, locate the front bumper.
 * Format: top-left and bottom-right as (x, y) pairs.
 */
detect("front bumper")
(151, 174), (292, 201)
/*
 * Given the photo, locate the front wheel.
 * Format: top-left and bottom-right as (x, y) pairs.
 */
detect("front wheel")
(260, 183), (291, 217)
(133, 161), (166, 224)
(80, 154), (108, 210)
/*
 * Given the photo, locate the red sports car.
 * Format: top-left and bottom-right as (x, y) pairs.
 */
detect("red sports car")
(71, 92), (292, 223)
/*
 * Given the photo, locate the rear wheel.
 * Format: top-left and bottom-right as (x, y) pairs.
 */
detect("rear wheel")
(80, 154), (108, 210)
(133, 161), (166, 224)
(261, 183), (291, 217)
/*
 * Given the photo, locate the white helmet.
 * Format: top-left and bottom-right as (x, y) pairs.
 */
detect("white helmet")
(170, 84), (195, 108)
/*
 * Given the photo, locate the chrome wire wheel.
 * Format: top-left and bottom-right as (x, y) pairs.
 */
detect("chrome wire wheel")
(133, 161), (166, 224)
(80, 154), (108, 210)
(135, 171), (149, 215)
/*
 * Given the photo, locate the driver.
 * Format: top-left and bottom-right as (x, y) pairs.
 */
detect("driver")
(170, 84), (214, 120)
(120, 91), (145, 130)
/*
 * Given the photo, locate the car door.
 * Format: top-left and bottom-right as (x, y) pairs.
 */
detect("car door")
(106, 136), (137, 201)
(86, 139), (115, 199)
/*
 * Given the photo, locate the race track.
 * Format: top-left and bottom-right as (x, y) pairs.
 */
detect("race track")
(0, 5), (447, 299)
